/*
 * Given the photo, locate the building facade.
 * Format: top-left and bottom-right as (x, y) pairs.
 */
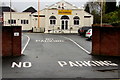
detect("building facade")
(3, 0), (93, 33)
(3, 12), (32, 31)
(0, 6), (15, 25)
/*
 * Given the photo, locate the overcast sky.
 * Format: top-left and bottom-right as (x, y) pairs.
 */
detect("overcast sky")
(1, 0), (120, 12)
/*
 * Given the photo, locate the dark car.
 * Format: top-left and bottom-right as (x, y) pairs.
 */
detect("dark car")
(78, 26), (92, 36)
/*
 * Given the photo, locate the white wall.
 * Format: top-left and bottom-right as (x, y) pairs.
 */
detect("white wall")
(41, 9), (93, 33)
(3, 9), (93, 33)
(3, 12), (32, 30)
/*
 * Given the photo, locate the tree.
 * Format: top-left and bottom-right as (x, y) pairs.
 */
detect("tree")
(85, 4), (90, 13)
(91, 10), (101, 24)
(119, 1), (120, 9)
(102, 9), (120, 25)
(118, 10), (120, 20)
(105, 0), (117, 13)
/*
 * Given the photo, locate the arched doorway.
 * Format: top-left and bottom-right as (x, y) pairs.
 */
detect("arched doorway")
(61, 15), (69, 30)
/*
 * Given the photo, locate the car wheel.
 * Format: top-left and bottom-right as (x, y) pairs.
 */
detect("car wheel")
(87, 38), (90, 41)
(86, 36), (91, 41)
(90, 36), (92, 40)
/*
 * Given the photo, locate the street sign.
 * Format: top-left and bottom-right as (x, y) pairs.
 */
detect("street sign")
(14, 32), (19, 36)
(58, 10), (72, 15)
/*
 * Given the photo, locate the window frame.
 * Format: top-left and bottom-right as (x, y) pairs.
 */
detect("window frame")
(21, 20), (29, 24)
(49, 16), (56, 25)
(73, 16), (80, 25)
(8, 19), (16, 24)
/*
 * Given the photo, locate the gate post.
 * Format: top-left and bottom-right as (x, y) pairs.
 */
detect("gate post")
(12, 26), (21, 56)
(92, 25), (120, 56)
(1, 26), (22, 57)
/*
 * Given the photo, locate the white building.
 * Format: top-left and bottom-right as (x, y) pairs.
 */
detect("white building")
(3, 0), (93, 33)
(3, 12), (32, 31)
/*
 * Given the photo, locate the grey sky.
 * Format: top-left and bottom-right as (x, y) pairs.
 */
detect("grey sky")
(2, 0), (89, 2)
(1, 0), (120, 12)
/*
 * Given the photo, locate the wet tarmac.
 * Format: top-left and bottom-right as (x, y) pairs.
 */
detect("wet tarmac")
(2, 33), (120, 79)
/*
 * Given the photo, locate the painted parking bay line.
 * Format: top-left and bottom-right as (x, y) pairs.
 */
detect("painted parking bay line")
(21, 35), (30, 54)
(63, 36), (91, 54)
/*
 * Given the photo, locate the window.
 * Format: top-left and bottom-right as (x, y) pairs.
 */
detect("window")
(84, 16), (91, 18)
(26, 20), (29, 24)
(73, 16), (80, 25)
(49, 16), (56, 25)
(74, 20), (79, 25)
(21, 20), (23, 24)
(61, 15), (69, 20)
(8, 19), (16, 24)
(21, 20), (29, 24)
(50, 20), (52, 24)
(53, 20), (56, 24)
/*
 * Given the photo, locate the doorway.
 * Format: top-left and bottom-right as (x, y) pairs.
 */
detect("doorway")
(61, 15), (69, 30)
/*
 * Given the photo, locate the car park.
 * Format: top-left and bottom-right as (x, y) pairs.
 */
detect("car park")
(78, 26), (92, 37)
(86, 29), (92, 41)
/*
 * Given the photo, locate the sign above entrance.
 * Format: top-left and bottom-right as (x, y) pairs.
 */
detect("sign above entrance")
(58, 10), (72, 15)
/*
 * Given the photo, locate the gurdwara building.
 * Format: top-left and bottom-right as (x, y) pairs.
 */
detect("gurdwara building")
(3, 0), (93, 33)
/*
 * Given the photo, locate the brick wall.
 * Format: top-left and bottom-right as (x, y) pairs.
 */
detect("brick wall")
(92, 26), (120, 56)
(1, 26), (21, 56)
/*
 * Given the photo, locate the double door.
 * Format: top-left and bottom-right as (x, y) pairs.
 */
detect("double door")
(61, 19), (68, 30)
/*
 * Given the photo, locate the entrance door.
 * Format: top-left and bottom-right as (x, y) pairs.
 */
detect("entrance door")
(61, 15), (69, 30)
(61, 20), (68, 30)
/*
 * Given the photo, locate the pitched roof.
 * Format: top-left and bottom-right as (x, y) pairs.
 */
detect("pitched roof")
(47, 0), (78, 9)
(23, 7), (37, 13)
(0, 6), (15, 12)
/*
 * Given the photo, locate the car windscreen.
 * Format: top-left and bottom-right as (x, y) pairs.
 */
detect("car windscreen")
(82, 27), (92, 30)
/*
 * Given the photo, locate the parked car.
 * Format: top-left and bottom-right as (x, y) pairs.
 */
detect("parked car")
(86, 29), (92, 41)
(78, 26), (92, 36)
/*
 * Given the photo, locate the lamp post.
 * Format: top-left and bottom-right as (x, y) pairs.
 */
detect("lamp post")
(10, 0), (12, 26)
(100, 0), (103, 27)
(38, 0), (40, 28)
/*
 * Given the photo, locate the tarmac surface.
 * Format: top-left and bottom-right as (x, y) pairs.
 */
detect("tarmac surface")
(2, 33), (120, 79)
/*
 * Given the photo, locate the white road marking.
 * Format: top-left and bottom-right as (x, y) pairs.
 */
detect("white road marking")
(58, 61), (67, 67)
(36, 38), (64, 43)
(21, 35), (30, 54)
(63, 36), (91, 54)
(91, 61), (101, 66)
(58, 61), (118, 67)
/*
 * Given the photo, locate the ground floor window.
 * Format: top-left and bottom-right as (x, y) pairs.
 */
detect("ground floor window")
(73, 16), (80, 25)
(21, 20), (29, 24)
(49, 16), (56, 25)
(74, 20), (79, 25)
(50, 19), (56, 25)
(8, 19), (16, 24)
